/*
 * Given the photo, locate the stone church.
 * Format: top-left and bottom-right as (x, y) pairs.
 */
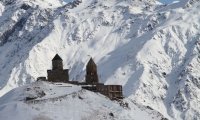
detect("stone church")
(47, 54), (69, 82)
(85, 58), (99, 84)
(37, 54), (123, 100)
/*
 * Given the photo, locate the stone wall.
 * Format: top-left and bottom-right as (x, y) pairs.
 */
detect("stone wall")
(47, 69), (69, 82)
(97, 84), (123, 100)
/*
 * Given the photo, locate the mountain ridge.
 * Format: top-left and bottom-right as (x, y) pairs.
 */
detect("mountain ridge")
(0, 0), (200, 119)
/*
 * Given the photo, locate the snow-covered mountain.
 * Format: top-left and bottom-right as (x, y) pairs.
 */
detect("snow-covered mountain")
(0, 0), (200, 119)
(0, 81), (165, 120)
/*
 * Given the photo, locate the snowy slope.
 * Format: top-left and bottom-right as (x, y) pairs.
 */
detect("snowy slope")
(0, 0), (200, 119)
(0, 81), (165, 120)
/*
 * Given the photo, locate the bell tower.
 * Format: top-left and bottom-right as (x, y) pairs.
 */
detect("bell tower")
(47, 54), (69, 82)
(85, 58), (99, 84)
(52, 54), (63, 70)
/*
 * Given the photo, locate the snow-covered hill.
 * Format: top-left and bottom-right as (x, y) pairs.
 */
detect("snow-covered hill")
(0, 81), (165, 120)
(0, 0), (200, 119)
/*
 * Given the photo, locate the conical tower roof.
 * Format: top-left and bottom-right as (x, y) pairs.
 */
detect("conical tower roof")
(52, 54), (63, 61)
(87, 58), (96, 67)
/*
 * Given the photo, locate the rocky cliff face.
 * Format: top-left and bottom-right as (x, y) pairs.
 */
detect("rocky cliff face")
(0, 0), (200, 119)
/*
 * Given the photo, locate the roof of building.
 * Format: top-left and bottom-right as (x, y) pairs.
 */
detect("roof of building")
(87, 58), (96, 67)
(52, 54), (63, 61)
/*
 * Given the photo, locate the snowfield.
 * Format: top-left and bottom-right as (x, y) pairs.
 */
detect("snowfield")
(0, 0), (200, 119)
(0, 81), (165, 120)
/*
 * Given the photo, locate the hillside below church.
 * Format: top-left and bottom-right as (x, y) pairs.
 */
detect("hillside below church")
(0, 0), (200, 119)
(0, 81), (165, 120)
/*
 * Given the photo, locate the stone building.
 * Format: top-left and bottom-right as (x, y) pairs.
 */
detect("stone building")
(85, 58), (99, 85)
(83, 58), (123, 100)
(38, 55), (123, 100)
(47, 54), (69, 82)
(97, 84), (123, 100)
